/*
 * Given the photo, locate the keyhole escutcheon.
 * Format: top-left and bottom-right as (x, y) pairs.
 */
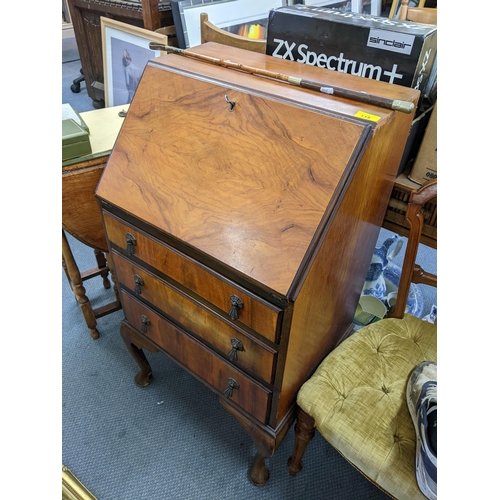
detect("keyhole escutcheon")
(225, 95), (236, 112)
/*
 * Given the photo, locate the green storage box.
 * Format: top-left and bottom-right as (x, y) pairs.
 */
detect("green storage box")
(62, 103), (90, 134)
(62, 118), (92, 161)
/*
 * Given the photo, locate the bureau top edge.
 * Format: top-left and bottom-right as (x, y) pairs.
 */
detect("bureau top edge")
(147, 42), (419, 122)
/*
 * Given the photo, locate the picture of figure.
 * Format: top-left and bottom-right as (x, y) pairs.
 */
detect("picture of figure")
(122, 49), (143, 103)
(109, 38), (155, 106)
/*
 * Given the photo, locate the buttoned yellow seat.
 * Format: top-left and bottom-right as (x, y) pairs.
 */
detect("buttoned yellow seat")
(288, 181), (437, 500)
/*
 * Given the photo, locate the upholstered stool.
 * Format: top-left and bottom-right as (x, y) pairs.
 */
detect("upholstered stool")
(290, 314), (437, 499)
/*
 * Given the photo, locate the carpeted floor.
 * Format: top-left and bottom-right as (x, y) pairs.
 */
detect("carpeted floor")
(62, 35), (436, 500)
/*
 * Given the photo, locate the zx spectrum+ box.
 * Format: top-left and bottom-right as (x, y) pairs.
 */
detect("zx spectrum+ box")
(266, 5), (437, 93)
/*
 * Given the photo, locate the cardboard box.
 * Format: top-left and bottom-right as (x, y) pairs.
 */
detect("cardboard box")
(408, 102), (437, 185)
(397, 103), (434, 175)
(266, 5), (437, 93)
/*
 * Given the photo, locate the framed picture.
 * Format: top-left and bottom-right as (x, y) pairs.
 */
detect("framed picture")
(171, 0), (287, 49)
(294, 1), (352, 9)
(101, 17), (168, 107)
(295, 1), (381, 16)
(389, 0), (425, 19)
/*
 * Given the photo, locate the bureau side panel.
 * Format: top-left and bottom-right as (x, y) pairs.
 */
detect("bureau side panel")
(275, 105), (417, 424)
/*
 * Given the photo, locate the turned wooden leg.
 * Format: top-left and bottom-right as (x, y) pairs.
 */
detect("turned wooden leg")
(62, 254), (73, 291)
(106, 253), (121, 306)
(120, 321), (153, 387)
(94, 250), (111, 289)
(62, 230), (99, 339)
(287, 408), (316, 476)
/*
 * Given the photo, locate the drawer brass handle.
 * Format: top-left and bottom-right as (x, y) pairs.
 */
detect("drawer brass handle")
(228, 338), (244, 362)
(228, 294), (243, 321)
(134, 274), (144, 294)
(126, 233), (137, 255)
(141, 315), (151, 334)
(224, 377), (239, 398)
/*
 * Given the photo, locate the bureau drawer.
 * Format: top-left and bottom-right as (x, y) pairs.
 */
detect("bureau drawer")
(121, 291), (272, 424)
(103, 212), (282, 342)
(112, 251), (277, 383)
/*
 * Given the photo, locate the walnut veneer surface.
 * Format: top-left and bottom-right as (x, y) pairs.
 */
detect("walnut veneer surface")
(95, 42), (420, 484)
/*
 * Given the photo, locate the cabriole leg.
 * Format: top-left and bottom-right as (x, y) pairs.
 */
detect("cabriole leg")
(120, 321), (153, 387)
(249, 452), (270, 486)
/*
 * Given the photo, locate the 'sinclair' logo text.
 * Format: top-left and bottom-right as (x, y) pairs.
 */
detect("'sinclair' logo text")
(367, 29), (415, 55)
(369, 36), (411, 49)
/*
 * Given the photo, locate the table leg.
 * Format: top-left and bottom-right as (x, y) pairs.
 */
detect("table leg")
(94, 249), (111, 289)
(62, 254), (74, 293)
(62, 230), (99, 339)
(105, 252), (121, 306)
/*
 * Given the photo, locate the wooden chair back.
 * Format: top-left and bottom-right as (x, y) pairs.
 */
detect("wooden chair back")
(389, 179), (437, 318)
(396, 2), (437, 313)
(399, 0), (437, 24)
(200, 13), (267, 53)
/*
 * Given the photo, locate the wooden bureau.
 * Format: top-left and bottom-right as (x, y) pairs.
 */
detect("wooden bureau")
(95, 42), (419, 484)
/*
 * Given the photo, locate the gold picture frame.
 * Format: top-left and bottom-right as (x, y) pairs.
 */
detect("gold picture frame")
(101, 17), (168, 107)
(62, 465), (97, 500)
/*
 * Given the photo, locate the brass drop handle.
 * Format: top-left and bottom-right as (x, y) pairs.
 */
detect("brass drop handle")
(228, 338), (244, 362)
(141, 315), (150, 334)
(228, 294), (243, 321)
(224, 377), (239, 398)
(134, 274), (144, 294)
(126, 233), (136, 255)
